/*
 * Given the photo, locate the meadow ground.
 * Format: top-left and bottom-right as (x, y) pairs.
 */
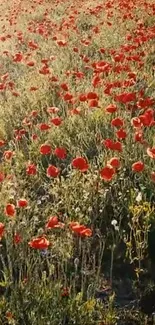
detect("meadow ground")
(0, 0), (155, 324)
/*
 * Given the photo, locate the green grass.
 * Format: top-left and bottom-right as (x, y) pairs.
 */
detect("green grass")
(0, 0), (155, 323)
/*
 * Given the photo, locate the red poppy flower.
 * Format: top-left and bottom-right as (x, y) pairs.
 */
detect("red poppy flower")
(50, 117), (62, 126)
(56, 40), (67, 47)
(87, 92), (98, 100)
(39, 66), (50, 75)
(73, 47), (78, 53)
(105, 104), (117, 113)
(139, 110), (154, 127)
(30, 87), (39, 91)
(46, 216), (58, 229)
(17, 199), (28, 208)
(92, 75), (101, 87)
(41, 59), (49, 64)
(47, 107), (59, 114)
(7, 81), (15, 90)
(13, 53), (23, 62)
(72, 157), (89, 172)
(137, 97), (154, 109)
(0, 83), (6, 91)
(115, 92), (136, 103)
(70, 108), (81, 115)
(4, 204), (16, 217)
(112, 141), (122, 152)
(26, 162), (37, 175)
(99, 48), (105, 54)
(103, 139), (114, 150)
(40, 144), (51, 155)
(30, 110), (38, 118)
(27, 61), (35, 67)
(100, 166), (115, 181)
(0, 140), (5, 146)
(46, 165), (60, 178)
(116, 128), (127, 140)
(1, 73), (9, 82)
(60, 83), (69, 91)
(3, 150), (13, 160)
(132, 161), (144, 172)
(71, 224), (86, 234)
(0, 222), (5, 238)
(50, 76), (59, 82)
(31, 134), (38, 141)
(80, 228), (92, 237)
(28, 236), (50, 249)
(147, 147), (155, 159)
(89, 99), (99, 108)
(39, 123), (51, 131)
(113, 53), (125, 63)
(54, 147), (67, 159)
(63, 93), (73, 101)
(70, 222), (92, 237)
(108, 157), (120, 168)
(134, 131), (143, 143)
(111, 117), (124, 128)
(28, 41), (38, 49)
(131, 117), (142, 128)
(79, 94), (87, 102)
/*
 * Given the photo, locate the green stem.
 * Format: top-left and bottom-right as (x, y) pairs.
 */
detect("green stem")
(110, 246), (115, 287)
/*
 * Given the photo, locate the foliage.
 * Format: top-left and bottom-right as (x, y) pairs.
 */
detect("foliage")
(0, 0), (155, 323)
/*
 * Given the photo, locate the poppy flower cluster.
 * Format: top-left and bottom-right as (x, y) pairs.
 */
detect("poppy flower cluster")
(0, 0), (155, 308)
(28, 217), (92, 250)
(4, 198), (28, 217)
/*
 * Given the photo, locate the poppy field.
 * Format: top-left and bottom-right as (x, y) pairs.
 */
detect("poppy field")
(0, 0), (155, 323)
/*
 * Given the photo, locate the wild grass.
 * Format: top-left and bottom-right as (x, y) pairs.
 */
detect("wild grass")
(0, 0), (155, 324)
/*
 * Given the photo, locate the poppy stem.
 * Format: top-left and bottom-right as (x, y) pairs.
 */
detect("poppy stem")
(110, 245), (115, 288)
